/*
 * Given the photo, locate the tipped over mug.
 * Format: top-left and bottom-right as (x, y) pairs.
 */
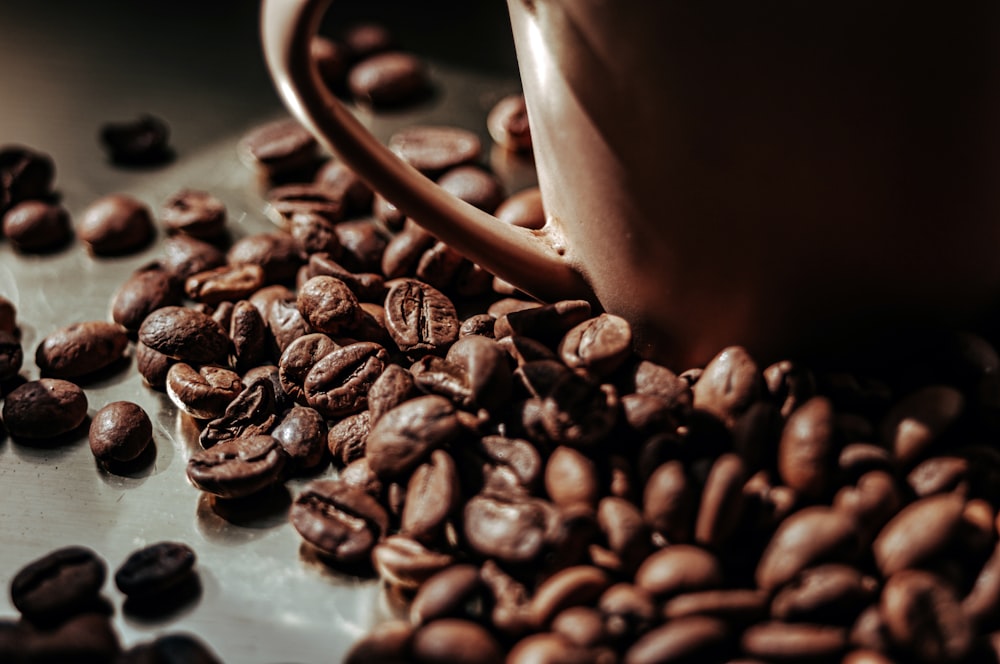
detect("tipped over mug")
(262, 0), (1000, 367)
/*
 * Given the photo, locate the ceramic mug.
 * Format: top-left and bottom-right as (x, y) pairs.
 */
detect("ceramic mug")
(261, 0), (1000, 367)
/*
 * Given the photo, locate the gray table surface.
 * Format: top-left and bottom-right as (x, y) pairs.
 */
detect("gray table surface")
(0, 1), (531, 661)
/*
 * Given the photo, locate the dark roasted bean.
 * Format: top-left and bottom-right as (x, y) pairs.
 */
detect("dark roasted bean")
(2, 200), (72, 252)
(881, 569), (972, 663)
(166, 363), (242, 420)
(138, 306), (229, 364)
(114, 542), (196, 599)
(239, 118), (319, 182)
(161, 189), (226, 239)
(872, 493), (965, 577)
(778, 396), (838, 499)
(387, 125), (481, 176)
(184, 264), (265, 305)
(327, 411), (371, 466)
(402, 450), (460, 543)
(348, 51), (430, 107)
(410, 564), (483, 625)
(2, 378), (88, 439)
(756, 507), (860, 591)
(10, 546), (106, 623)
(0, 330), (22, 381)
(303, 341), (388, 417)
(297, 275), (361, 335)
(89, 401), (153, 465)
(35, 321), (128, 379)
(770, 564), (879, 624)
(99, 114), (171, 165)
(271, 405), (327, 472)
(78, 193), (154, 255)
(624, 615), (730, 664)
(185, 435), (288, 498)
(411, 618), (503, 664)
(881, 385), (964, 466)
(290, 479), (389, 563)
(463, 493), (553, 564)
(691, 345), (761, 428)
(199, 377), (277, 448)
(366, 395), (461, 479)
(740, 622), (848, 662)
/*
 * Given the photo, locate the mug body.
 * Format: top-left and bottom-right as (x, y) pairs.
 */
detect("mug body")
(508, 0), (1000, 366)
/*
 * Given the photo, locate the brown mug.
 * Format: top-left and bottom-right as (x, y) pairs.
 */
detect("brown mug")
(262, 0), (1000, 367)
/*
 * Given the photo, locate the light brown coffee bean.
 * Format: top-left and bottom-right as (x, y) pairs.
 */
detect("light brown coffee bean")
(342, 620), (413, 664)
(662, 589), (769, 624)
(401, 449), (460, 543)
(463, 493), (554, 564)
(872, 492), (965, 577)
(487, 94), (532, 153)
(411, 618), (503, 664)
(545, 446), (600, 509)
(410, 564), (483, 625)
(695, 453), (748, 548)
(597, 497), (650, 573)
(643, 460), (697, 544)
(530, 566), (610, 628)
(558, 313), (633, 377)
(635, 545), (723, 599)
(833, 470), (903, 545)
(599, 583), (657, 642)
(371, 535), (454, 591)
(740, 622), (848, 662)
(507, 633), (600, 664)
(551, 606), (608, 649)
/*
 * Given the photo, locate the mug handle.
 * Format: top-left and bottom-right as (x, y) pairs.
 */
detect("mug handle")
(260, 0), (592, 304)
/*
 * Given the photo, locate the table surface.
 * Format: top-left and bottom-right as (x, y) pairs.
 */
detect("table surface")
(0, 1), (531, 661)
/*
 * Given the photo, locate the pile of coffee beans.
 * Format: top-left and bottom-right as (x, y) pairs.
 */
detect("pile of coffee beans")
(7, 19), (1000, 664)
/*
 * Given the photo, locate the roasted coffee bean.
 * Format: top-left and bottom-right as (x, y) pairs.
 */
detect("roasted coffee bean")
(184, 264), (265, 305)
(2, 200), (72, 252)
(348, 51), (430, 107)
(770, 564), (879, 624)
(297, 275), (361, 335)
(833, 470), (903, 545)
(160, 188), (226, 239)
(26, 611), (122, 661)
(438, 165), (506, 213)
(290, 479), (389, 563)
(303, 341), (388, 417)
(227, 232), (302, 285)
(470, 435), (543, 495)
(842, 650), (896, 664)
(872, 492), (965, 576)
(596, 497), (650, 573)
(881, 385), (964, 466)
(463, 493), (553, 564)
(837, 442), (894, 484)
(166, 363), (242, 420)
(964, 539), (1000, 629)
(881, 569), (972, 663)
(2, 378), (88, 439)
(624, 615), (730, 664)
(120, 633), (221, 664)
(694, 453), (747, 549)
(89, 401), (153, 465)
(410, 564), (484, 625)
(327, 410), (371, 466)
(279, 332), (340, 403)
(10, 546), (106, 623)
(111, 264), (180, 332)
(756, 506), (860, 591)
(529, 565), (610, 628)
(599, 583), (658, 641)
(314, 159), (372, 212)
(515, 359), (572, 400)
(691, 345), (762, 428)
(550, 606), (607, 649)
(558, 313), (633, 377)
(239, 118), (319, 182)
(487, 94), (532, 153)
(740, 622), (848, 662)
(243, 363), (292, 411)
(411, 618), (503, 664)
(160, 234), (226, 283)
(114, 542), (196, 599)
(643, 459), (697, 544)
(35, 320), (128, 379)
(368, 363), (419, 423)
(138, 306), (229, 364)
(367, 395), (461, 479)
(199, 377), (277, 448)
(306, 253), (387, 302)
(135, 341), (173, 389)
(78, 193), (154, 255)
(99, 114), (171, 165)
(342, 619), (413, 664)
(480, 559), (535, 637)
(372, 535), (454, 591)
(185, 434), (288, 498)
(0, 330), (23, 381)
(311, 34), (350, 87)
(764, 360), (817, 419)
(266, 183), (344, 230)
(778, 396), (838, 499)
(414, 241), (470, 294)
(545, 445), (600, 509)
(402, 449), (460, 542)
(411, 355), (474, 408)
(228, 300), (267, 372)
(460, 313), (497, 339)
(340, 457), (384, 498)
(507, 633), (601, 664)
(539, 371), (618, 448)
(289, 210), (342, 258)
(382, 222), (435, 279)
(0, 295), (15, 334)
(495, 299), (592, 347)
(662, 588), (769, 625)
(344, 22), (394, 59)
(271, 405), (327, 471)
(387, 125), (481, 176)
(634, 545), (723, 599)
(0, 144), (54, 212)
(445, 334), (512, 411)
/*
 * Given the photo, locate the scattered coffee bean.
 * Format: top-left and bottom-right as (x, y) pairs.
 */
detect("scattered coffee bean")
(78, 193), (154, 255)
(2, 378), (88, 439)
(387, 125), (481, 176)
(35, 320), (128, 379)
(10, 546), (106, 623)
(99, 114), (172, 165)
(0, 144), (54, 213)
(166, 363), (242, 420)
(138, 306), (229, 364)
(89, 401), (153, 465)
(348, 51), (430, 107)
(289, 479), (389, 563)
(114, 542), (196, 599)
(240, 118), (319, 182)
(2, 200), (72, 252)
(186, 434), (288, 499)
(161, 189), (227, 239)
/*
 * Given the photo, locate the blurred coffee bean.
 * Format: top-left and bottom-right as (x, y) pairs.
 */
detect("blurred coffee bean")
(348, 51), (430, 107)
(872, 492), (965, 577)
(624, 615), (731, 664)
(740, 622), (848, 662)
(99, 114), (171, 165)
(372, 535), (454, 591)
(35, 320), (128, 379)
(2, 200), (72, 252)
(881, 385), (964, 466)
(114, 541), (196, 600)
(778, 396), (838, 499)
(411, 618), (503, 664)
(881, 569), (972, 663)
(691, 346), (762, 428)
(487, 94), (532, 153)
(239, 118), (319, 182)
(410, 564), (483, 625)
(161, 189), (226, 239)
(78, 193), (154, 255)
(755, 507), (860, 591)
(10, 546), (106, 624)
(388, 126), (481, 177)
(635, 545), (723, 599)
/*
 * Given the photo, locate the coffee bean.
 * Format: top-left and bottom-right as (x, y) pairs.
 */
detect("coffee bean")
(487, 94), (532, 153)
(10, 546), (106, 623)
(89, 401), (153, 465)
(35, 320), (128, 379)
(227, 232), (303, 285)
(199, 377), (278, 448)
(303, 341), (389, 417)
(185, 434), (288, 498)
(342, 620), (413, 664)
(881, 569), (972, 663)
(372, 535), (454, 591)
(402, 449), (460, 543)
(138, 306), (229, 364)
(0, 144), (54, 212)
(544, 446), (600, 509)
(770, 564), (879, 624)
(120, 633), (221, 664)
(550, 606), (607, 649)
(496, 300), (592, 347)
(166, 363), (242, 420)
(161, 189), (226, 239)
(239, 118), (319, 182)
(662, 589), (769, 625)
(382, 222), (435, 279)
(410, 564), (484, 625)
(114, 542), (196, 599)
(756, 507), (860, 591)
(99, 114), (171, 165)
(463, 493), (553, 564)
(2, 378), (88, 439)
(558, 313), (633, 377)
(643, 460), (697, 544)
(842, 651), (896, 664)
(348, 51), (430, 107)
(479, 559), (535, 637)
(2, 200), (72, 253)
(778, 396), (838, 499)
(881, 385), (964, 466)
(471, 435), (543, 496)
(78, 193), (154, 255)
(135, 342), (173, 389)
(307, 253), (387, 302)
(111, 264), (180, 332)
(271, 405), (327, 472)
(837, 442), (894, 484)
(596, 497), (650, 573)
(314, 158), (372, 212)
(598, 583), (658, 642)
(0, 296), (15, 334)
(290, 479), (389, 563)
(832, 470), (903, 545)
(507, 633), (599, 664)
(387, 126), (481, 176)
(872, 492), (965, 577)
(326, 411), (370, 467)
(334, 219), (388, 274)
(695, 453), (748, 549)
(184, 264), (265, 305)
(691, 346), (762, 428)
(297, 275), (361, 335)
(27, 611), (122, 661)
(624, 615), (731, 664)
(0, 331), (23, 381)
(530, 565), (610, 628)
(160, 234), (226, 283)
(289, 211), (342, 259)
(740, 622), (848, 662)
(366, 395), (461, 479)
(539, 371), (618, 448)
(764, 360), (817, 419)
(634, 545), (723, 599)
(368, 363), (419, 424)
(411, 618), (503, 664)
(437, 165), (506, 213)
(278, 332), (339, 404)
